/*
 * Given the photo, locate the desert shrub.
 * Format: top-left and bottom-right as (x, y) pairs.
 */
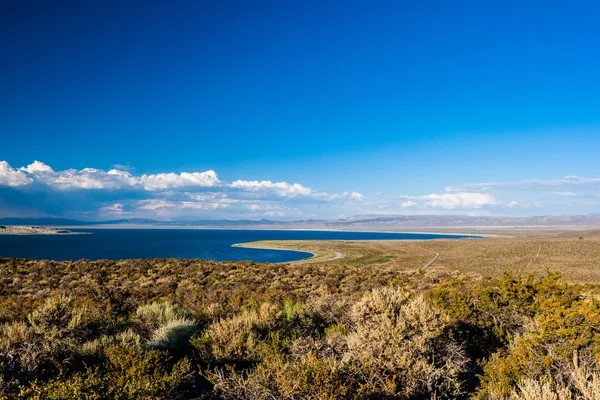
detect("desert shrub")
(509, 378), (573, 400)
(0, 321), (32, 351)
(100, 344), (193, 399)
(27, 295), (86, 337)
(283, 299), (303, 321)
(430, 271), (581, 360)
(345, 287), (468, 398)
(18, 344), (193, 399)
(205, 287), (468, 399)
(17, 370), (104, 400)
(4, 255), (600, 398)
(208, 350), (356, 400)
(290, 326), (348, 361)
(81, 329), (142, 358)
(0, 296), (99, 388)
(295, 291), (351, 335)
(507, 354), (600, 400)
(201, 302), (279, 362)
(479, 280), (600, 398)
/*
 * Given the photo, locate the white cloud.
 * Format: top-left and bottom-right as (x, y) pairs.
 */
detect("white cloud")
(402, 200), (417, 208)
(100, 203), (127, 216)
(20, 160), (53, 174)
(8, 159), (551, 219)
(0, 162), (364, 216)
(139, 171), (220, 191)
(0, 161), (32, 187)
(264, 211), (286, 217)
(107, 169), (138, 186)
(444, 186), (465, 192)
(230, 180), (313, 197)
(422, 192), (496, 209)
(448, 175), (600, 193)
(137, 200), (178, 210)
(137, 199), (230, 211)
(553, 191), (578, 197)
(400, 192), (496, 210)
(112, 163), (133, 171)
(51, 168), (112, 189)
(0, 160), (221, 191)
(180, 201), (229, 210)
(350, 191), (364, 200)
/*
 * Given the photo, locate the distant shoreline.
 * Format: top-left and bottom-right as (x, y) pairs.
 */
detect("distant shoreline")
(54, 224), (493, 237)
(10, 221), (600, 238)
(232, 242), (318, 261)
(0, 226), (87, 235)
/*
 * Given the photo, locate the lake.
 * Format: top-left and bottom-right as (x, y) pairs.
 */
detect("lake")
(0, 228), (479, 262)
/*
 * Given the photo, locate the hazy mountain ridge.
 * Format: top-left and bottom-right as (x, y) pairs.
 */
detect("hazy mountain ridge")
(3, 214), (600, 229)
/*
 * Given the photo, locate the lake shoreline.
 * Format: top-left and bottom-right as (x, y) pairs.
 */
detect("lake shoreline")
(0, 228), (476, 262)
(0, 226), (86, 235)
(51, 224), (493, 237)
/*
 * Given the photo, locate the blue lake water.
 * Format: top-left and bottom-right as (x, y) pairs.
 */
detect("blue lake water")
(0, 229), (479, 263)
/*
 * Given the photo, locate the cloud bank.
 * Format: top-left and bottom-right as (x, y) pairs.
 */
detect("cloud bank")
(0, 161), (363, 219)
(2, 160), (600, 220)
(3, 161), (221, 191)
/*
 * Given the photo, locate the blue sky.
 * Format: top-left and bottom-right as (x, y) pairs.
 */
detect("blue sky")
(2, 0), (600, 220)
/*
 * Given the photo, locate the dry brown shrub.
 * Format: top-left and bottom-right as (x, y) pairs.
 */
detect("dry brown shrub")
(81, 329), (142, 357)
(297, 290), (352, 332)
(207, 302), (279, 361)
(209, 351), (355, 400)
(27, 295), (83, 336)
(510, 379), (573, 400)
(0, 321), (32, 351)
(345, 287), (468, 398)
(508, 353), (600, 400)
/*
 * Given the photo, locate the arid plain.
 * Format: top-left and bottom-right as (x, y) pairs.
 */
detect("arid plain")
(239, 229), (600, 284)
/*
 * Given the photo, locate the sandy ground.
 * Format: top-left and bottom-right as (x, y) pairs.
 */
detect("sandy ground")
(235, 229), (600, 283)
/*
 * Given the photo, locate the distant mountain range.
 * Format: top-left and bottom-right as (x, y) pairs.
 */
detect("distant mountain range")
(3, 214), (600, 231)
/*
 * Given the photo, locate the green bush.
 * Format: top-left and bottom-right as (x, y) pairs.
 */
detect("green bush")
(18, 344), (193, 400)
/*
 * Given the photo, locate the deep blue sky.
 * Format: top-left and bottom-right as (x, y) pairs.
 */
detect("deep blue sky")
(1, 0), (600, 219)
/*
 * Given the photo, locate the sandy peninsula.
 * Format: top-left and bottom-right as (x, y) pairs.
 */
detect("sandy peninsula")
(0, 225), (80, 235)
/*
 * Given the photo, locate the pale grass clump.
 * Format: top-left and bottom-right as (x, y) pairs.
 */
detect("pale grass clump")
(568, 355), (600, 400)
(27, 295), (86, 336)
(510, 379), (573, 400)
(0, 321), (32, 351)
(81, 329), (142, 356)
(509, 354), (600, 400)
(206, 302), (279, 361)
(148, 318), (198, 350)
(135, 301), (189, 332)
(135, 301), (197, 350)
(345, 287), (468, 398)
